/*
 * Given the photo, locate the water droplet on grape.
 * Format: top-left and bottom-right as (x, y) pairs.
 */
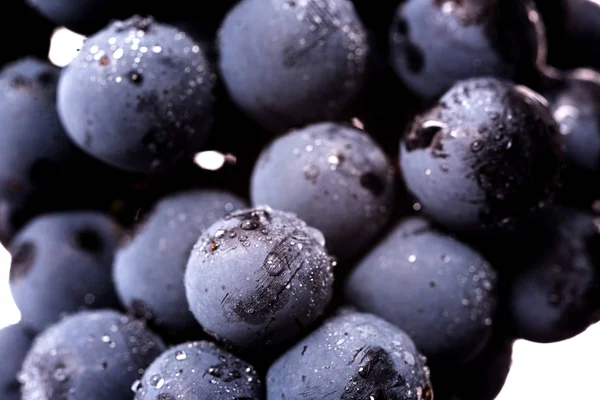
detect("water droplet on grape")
(303, 165), (319, 182)
(241, 220), (259, 230)
(131, 379), (142, 392)
(53, 367), (67, 382)
(150, 374), (165, 389)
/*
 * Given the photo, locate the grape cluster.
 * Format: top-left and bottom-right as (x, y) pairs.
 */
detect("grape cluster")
(2, 0), (600, 399)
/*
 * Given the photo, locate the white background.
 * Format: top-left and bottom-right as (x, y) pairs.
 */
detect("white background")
(1, 27), (599, 399)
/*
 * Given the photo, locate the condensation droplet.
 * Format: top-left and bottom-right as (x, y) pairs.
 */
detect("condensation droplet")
(471, 140), (482, 152)
(131, 379), (142, 392)
(53, 367), (67, 382)
(328, 154), (340, 165)
(553, 104), (579, 136)
(241, 220), (259, 230)
(150, 374), (165, 389)
(209, 241), (219, 252)
(113, 48), (124, 60)
(303, 165), (319, 181)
